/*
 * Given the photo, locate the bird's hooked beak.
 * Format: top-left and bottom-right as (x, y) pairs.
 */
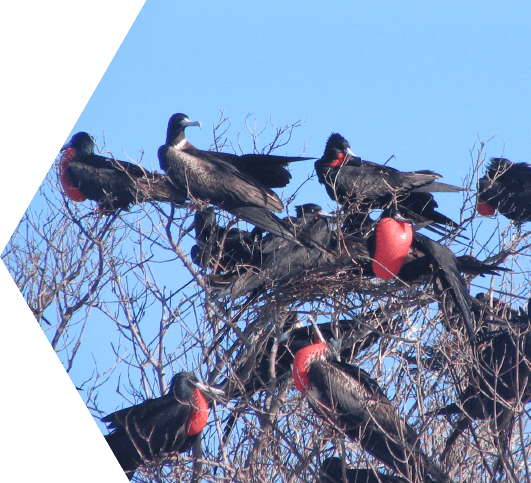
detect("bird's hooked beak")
(194, 380), (226, 399)
(382, 208), (412, 223)
(317, 208), (334, 218)
(182, 118), (202, 129)
(387, 210), (430, 232)
(346, 146), (357, 159)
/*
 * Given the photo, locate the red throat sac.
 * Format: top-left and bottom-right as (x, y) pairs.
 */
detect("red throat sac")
(58, 148), (87, 202)
(372, 217), (413, 280)
(293, 342), (329, 392)
(328, 152), (346, 167)
(476, 197), (496, 216)
(185, 388), (209, 436)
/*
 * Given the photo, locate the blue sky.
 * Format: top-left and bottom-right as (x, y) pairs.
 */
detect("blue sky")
(2, 1), (531, 482)
(61, 1), (531, 197)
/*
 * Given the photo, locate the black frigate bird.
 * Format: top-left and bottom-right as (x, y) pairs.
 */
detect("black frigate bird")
(434, 300), (531, 466)
(222, 311), (400, 443)
(59, 132), (186, 212)
(293, 342), (450, 483)
(332, 223), (508, 342)
(477, 157), (531, 223)
(158, 113), (315, 242)
(315, 133), (462, 231)
(319, 456), (409, 483)
(230, 315), (392, 400)
(190, 209), (263, 273)
(471, 292), (528, 335)
(398, 233), (510, 342)
(103, 372), (209, 480)
(328, 212), (415, 280)
(209, 203), (332, 299)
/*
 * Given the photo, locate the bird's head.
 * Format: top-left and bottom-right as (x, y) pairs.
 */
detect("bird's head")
(295, 203), (333, 220)
(166, 113), (201, 144)
(61, 132), (95, 155)
(320, 133), (359, 167)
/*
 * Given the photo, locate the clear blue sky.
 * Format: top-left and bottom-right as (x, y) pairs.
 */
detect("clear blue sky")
(66, 1), (531, 209)
(2, 1), (530, 482)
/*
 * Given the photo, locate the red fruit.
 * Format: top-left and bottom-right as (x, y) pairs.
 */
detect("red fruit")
(372, 217), (413, 280)
(185, 387), (209, 436)
(476, 197), (496, 216)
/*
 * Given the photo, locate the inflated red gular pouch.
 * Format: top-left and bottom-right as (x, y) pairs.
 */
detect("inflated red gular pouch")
(185, 387), (209, 436)
(372, 217), (413, 280)
(59, 147), (86, 202)
(476, 197), (496, 216)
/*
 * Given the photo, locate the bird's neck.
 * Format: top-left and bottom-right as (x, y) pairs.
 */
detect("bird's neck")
(167, 128), (189, 148)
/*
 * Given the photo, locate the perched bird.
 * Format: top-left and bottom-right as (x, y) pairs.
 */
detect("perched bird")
(477, 157), (531, 222)
(293, 342), (449, 483)
(398, 233), (510, 342)
(333, 213), (424, 281)
(209, 204), (332, 299)
(103, 372), (209, 480)
(190, 209), (262, 273)
(333, 222), (507, 344)
(315, 133), (461, 230)
(229, 317), (388, 400)
(59, 132), (185, 212)
(158, 113), (314, 241)
(319, 456), (408, 483)
(435, 300), (531, 465)
(222, 311), (400, 443)
(471, 293), (528, 333)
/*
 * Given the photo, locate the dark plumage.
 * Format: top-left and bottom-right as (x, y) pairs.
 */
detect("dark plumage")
(59, 132), (185, 212)
(190, 209), (262, 273)
(230, 317), (386, 400)
(222, 312), (398, 443)
(315, 133), (461, 230)
(319, 457), (408, 483)
(209, 204), (332, 298)
(333, 225), (507, 344)
(398, 233), (510, 342)
(477, 157), (531, 222)
(293, 343), (449, 483)
(158, 113), (313, 241)
(435, 301), (531, 465)
(103, 372), (209, 480)
(471, 293), (528, 331)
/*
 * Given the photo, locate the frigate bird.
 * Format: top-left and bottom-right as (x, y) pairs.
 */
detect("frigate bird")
(315, 133), (462, 230)
(398, 233), (510, 342)
(209, 203), (332, 299)
(293, 342), (450, 483)
(477, 157), (531, 222)
(332, 222), (507, 344)
(59, 132), (185, 211)
(158, 113), (314, 241)
(434, 300), (531, 465)
(190, 209), (263, 273)
(222, 311), (399, 444)
(103, 372), (209, 479)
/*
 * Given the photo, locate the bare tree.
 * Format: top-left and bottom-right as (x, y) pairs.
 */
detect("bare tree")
(3, 115), (530, 483)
